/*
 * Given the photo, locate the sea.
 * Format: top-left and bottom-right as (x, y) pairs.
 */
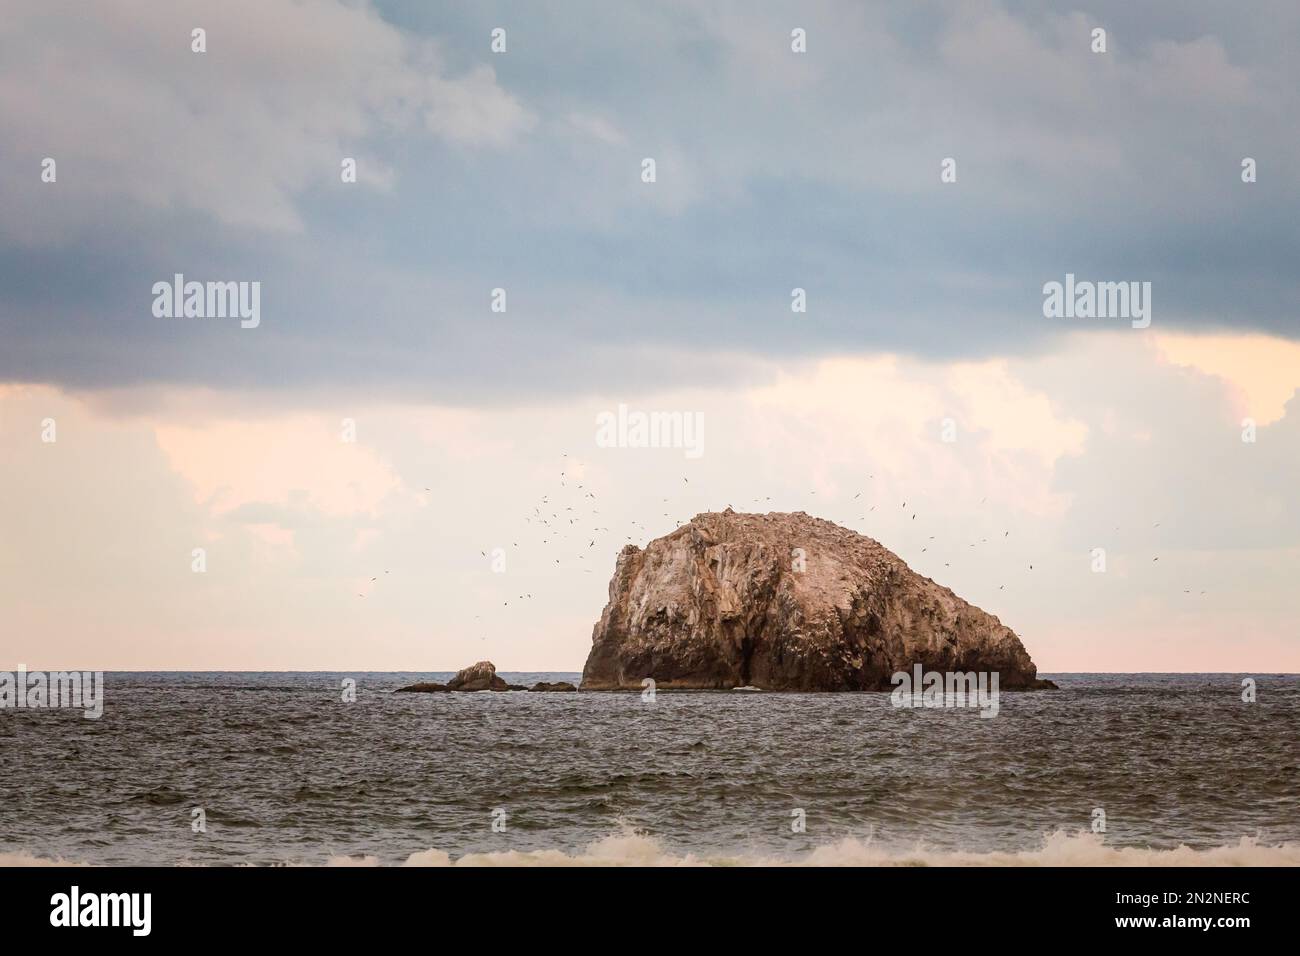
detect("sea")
(2, 672), (1297, 866)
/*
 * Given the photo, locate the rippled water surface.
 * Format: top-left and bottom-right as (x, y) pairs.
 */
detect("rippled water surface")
(2, 673), (1297, 865)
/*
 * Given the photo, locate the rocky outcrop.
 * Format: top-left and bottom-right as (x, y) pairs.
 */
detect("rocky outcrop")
(397, 661), (528, 693)
(581, 510), (1054, 692)
(529, 681), (577, 692)
(447, 661), (509, 691)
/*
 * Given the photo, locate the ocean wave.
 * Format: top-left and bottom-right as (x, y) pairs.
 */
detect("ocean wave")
(387, 831), (1300, 867)
(7, 830), (1297, 867)
(0, 851), (90, 867)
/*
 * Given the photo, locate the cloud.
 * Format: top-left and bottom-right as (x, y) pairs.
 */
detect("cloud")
(0, 0), (534, 239)
(1, 0), (1297, 401)
(1019, 332), (1300, 552)
(563, 112), (627, 146)
(153, 416), (404, 517)
(1154, 331), (1300, 425)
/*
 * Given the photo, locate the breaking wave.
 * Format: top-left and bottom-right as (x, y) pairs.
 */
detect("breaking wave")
(6, 831), (1298, 867)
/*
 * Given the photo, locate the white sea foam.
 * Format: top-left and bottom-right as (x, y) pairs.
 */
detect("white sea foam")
(0, 851), (90, 867)
(10, 830), (1293, 867)
(396, 831), (1300, 867)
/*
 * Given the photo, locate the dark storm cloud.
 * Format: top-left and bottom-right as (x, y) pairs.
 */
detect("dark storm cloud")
(2, 0), (1297, 402)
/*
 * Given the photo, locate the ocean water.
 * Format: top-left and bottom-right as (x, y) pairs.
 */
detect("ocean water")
(1, 672), (1297, 866)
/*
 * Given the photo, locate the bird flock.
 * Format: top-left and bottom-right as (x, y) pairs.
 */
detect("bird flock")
(350, 456), (1206, 646)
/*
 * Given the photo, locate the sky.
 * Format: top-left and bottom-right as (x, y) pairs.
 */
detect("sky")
(1, 0), (1298, 671)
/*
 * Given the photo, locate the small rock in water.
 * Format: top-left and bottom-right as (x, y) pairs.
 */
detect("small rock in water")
(394, 682), (449, 693)
(446, 660), (510, 692)
(396, 661), (518, 693)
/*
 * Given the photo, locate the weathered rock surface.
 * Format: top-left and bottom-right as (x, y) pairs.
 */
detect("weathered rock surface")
(447, 661), (510, 691)
(529, 681), (578, 692)
(581, 510), (1054, 692)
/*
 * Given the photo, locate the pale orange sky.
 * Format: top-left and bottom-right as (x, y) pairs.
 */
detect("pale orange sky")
(2, 329), (1298, 673)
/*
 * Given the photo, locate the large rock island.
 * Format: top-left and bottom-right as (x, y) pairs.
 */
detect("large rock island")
(580, 509), (1054, 692)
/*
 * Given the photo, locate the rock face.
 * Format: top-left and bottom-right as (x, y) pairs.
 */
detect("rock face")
(447, 661), (510, 691)
(581, 510), (1053, 692)
(529, 681), (577, 692)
